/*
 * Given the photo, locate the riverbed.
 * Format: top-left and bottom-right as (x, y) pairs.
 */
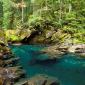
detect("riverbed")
(11, 45), (85, 85)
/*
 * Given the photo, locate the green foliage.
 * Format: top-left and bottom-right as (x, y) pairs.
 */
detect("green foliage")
(0, 0), (85, 44)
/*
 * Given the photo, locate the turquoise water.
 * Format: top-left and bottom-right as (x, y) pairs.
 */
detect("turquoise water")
(11, 45), (85, 85)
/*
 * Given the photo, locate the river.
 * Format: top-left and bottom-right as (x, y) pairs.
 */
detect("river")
(11, 45), (85, 85)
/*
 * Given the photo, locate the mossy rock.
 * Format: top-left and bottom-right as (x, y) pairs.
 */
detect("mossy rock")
(0, 29), (7, 45)
(31, 36), (45, 44)
(5, 29), (31, 42)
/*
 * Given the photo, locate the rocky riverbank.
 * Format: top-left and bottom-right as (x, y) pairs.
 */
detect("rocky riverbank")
(0, 44), (26, 85)
(41, 44), (85, 59)
(68, 44), (85, 58)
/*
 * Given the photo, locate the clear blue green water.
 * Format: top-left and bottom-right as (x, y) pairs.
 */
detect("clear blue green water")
(11, 45), (85, 85)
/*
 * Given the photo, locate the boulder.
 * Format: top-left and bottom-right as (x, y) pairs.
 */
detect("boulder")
(41, 44), (65, 59)
(0, 29), (8, 46)
(0, 67), (25, 83)
(5, 29), (31, 42)
(68, 44), (85, 53)
(26, 74), (60, 85)
(67, 44), (85, 57)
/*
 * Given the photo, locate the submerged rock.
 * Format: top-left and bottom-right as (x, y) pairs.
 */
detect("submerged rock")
(23, 74), (60, 85)
(28, 48), (61, 65)
(29, 58), (57, 66)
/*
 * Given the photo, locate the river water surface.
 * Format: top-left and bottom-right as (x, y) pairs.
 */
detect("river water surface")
(11, 45), (85, 85)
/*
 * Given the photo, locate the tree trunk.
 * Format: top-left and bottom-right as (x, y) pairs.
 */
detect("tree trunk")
(69, 3), (72, 13)
(9, 7), (15, 29)
(21, 0), (24, 24)
(68, 0), (72, 13)
(59, 0), (62, 28)
(0, 1), (3, 28)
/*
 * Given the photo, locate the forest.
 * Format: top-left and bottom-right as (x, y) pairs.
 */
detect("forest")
(0, 0), (85, 85)
(0, 0), (85, 44)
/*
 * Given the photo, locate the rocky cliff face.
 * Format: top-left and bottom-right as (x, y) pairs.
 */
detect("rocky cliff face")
(21, 29), (69, 45)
